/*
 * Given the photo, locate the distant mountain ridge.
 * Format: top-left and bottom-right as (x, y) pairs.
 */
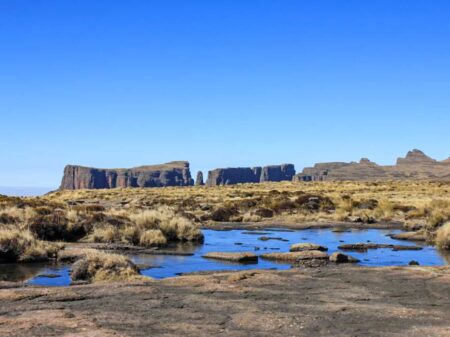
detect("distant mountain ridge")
(294, 149), (450, 181)
(58, 150), (450, 190)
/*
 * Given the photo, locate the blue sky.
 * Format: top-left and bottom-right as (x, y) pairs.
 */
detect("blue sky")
(1, 0), (450, 192)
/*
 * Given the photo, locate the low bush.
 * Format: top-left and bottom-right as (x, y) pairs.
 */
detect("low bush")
(253, 207), (274, 218)
(210, 205), (239, 221)
(294, 194), (335, 212)
(28, 210), (87, 242)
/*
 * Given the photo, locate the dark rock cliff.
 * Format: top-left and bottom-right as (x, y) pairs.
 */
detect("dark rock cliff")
(60, 161), (194, 190)
(206, 164), (295, 186)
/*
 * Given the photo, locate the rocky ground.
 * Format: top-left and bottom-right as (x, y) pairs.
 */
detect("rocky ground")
(1, 266), (449, 337)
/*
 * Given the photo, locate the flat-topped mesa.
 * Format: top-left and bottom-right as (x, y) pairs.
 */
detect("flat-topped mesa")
(293, 149), (450, 182)
(206, 164), (295, 186)
(60, 161), (194, 190)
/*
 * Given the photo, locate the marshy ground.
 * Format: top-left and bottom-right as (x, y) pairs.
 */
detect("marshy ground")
(1, 181), (450, 336)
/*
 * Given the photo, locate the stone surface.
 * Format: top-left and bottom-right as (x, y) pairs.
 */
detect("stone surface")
(293, 149), (450, 181)
(290, 243), (328, 252)
(60, 161), (194, 189)
(202, 252), (258, 262)
(389, 231), (427, 241)
(261, 250), (329, 261)
(1, 267), (450, 337)
(338, 243), (423, 251)
(329, 252), (360, 263)
(206, 164), (295, 186)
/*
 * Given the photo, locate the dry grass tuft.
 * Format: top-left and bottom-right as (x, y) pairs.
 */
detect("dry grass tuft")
(0, 228), (62, 262)
(436, 222), (450, 250)
(85, 206), (203, 246)
(71, 249), (143, 283)
(139, 229), (167, 247)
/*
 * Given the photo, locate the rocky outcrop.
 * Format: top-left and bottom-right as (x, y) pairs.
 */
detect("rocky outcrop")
(294, 149), (450, 181)
(396, 149), (436, 165)
(195, 171), (204, 186)
(206, 164), (295, 186)
(60, 161), (194, 190)
(290, 243), (328, 252)
(202, 252), (258, 262)
(338, 243), (423, 251)
(261, 251), (329, 262)
(329, 252), (360, 263)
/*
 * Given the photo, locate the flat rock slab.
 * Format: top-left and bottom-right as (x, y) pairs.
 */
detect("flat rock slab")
(338, 243), (423, 251)
(2, 267), (450, 337)
(258, 236), (289, 242)
(290, 243), (328, 252)
(389, 231), (427, 241)
(242, 231), (270, 235)
(261, 250), (329, 262)
(203, 252), (258, 262)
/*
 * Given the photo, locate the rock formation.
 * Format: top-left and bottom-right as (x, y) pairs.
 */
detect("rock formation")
(195, 171), (204, 186)
(60, 161), (194, 190)
(294, 149), (450, 181)
(206, 164), (295, 186)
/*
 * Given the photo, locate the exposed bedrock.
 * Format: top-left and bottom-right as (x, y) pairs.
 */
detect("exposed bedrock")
(206, 164), (295, 186)
(60, 161), (194, 190)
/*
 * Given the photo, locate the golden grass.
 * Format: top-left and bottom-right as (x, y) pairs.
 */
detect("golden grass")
(0, 228), (62, 262)
(89, 225), (118, 243)
(71, 249), (143, 283)
(2, 180), (450, 249)
(85, 206), (203, 246)
(436, 222), (450, 250)
(139, 229), (167, 247)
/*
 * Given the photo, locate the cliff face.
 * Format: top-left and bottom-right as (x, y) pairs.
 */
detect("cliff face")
(206, 164), (295, 186)
(60, 161), (194, 190)
(294, 149), (450, 181)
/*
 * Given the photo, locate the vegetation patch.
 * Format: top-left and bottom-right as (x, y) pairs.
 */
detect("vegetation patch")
(436, 222), (450, 250)
(0, 228), (62, 263)
(70, 250), (143, 283)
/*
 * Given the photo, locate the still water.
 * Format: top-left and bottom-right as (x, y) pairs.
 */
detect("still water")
(0, 228), (447, 287)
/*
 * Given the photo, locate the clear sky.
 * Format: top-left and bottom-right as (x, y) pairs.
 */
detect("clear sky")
(1, 0), (450, 193)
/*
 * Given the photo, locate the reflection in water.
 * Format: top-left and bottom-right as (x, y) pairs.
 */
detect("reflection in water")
(0, 228), (448, 287)
(0, 262), (50, 282)
(439, 249), (450, 264)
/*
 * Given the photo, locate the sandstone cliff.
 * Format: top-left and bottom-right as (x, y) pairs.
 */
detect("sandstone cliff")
(60, 161), (194, 190)
(294, 149), (450, 181)
(206, 164), (295, 186)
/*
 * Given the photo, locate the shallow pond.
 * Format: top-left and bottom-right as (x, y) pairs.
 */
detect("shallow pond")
(1, 228), (448, 287)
